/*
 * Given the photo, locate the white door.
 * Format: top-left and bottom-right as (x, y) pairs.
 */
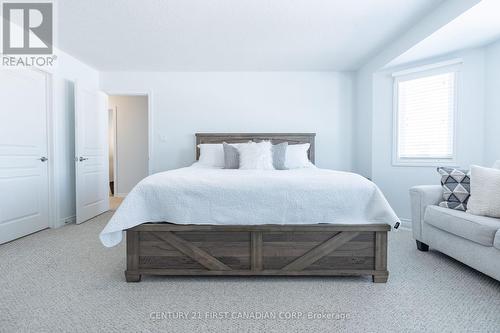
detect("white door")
(75, 84), (109, 223)
(0, 69), (50, 244)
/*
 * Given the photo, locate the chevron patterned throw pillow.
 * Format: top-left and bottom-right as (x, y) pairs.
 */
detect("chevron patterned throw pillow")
(437, 167), (471, 211)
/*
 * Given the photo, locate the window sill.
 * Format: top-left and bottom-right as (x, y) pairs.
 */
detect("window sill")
(392, 158), (458, 168)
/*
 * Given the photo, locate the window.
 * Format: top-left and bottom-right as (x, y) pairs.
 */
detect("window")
(393, 63), (459, 166)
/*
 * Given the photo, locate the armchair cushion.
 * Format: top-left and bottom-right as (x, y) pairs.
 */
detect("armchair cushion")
(424, 206), (500, 247)
(467, 165), (500, 218)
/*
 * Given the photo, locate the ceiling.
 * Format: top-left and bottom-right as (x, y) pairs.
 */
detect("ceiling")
(57, 0), (444, 71)
(387, 0), (500, 67)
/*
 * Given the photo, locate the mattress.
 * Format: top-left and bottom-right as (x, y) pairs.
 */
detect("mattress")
(100, 163), (399, 247)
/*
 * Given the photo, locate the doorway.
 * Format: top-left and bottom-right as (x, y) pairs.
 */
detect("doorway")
(107, 95), (149, 209)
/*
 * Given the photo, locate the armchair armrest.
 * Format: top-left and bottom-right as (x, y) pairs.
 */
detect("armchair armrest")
(409, 185), (442, 240)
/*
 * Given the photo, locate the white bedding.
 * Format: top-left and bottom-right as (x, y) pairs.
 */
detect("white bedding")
(100, 164), (399, 247)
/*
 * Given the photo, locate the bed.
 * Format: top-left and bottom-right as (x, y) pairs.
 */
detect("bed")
(100, 133), (399, 283)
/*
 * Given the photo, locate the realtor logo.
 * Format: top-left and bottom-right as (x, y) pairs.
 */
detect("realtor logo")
(2, 2), (53, 54)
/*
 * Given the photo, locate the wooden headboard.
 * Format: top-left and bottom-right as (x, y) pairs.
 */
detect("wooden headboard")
(195, 133), (316, 163)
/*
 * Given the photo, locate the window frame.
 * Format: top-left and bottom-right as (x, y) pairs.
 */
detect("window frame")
(392, 61), (461, 167)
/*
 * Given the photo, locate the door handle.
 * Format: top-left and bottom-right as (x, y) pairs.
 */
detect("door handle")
(39, 157), (48, 162)
(79, 157), (89, 162)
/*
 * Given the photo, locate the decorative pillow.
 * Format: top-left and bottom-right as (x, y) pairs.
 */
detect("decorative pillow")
(223, 142), (239, 169)
(467, 165), (500, 218)
(285, 143), (312, 169)
(237, 141), (274, 170)
(272, 142), (288, 170)
(437, 167), (470, 211)
(198, 144), (224, 167)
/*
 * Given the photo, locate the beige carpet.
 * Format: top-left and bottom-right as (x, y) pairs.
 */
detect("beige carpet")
(1, 211), (499, 333)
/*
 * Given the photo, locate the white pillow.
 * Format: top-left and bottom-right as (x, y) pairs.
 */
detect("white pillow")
(198, 144), (224, 167)
(467, 165), (500, 218)
(237, 141), (274, 170)
(285, 143), (312, 169)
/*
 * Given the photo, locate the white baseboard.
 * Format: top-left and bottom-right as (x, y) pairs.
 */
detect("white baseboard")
(53, 215), (76, 229)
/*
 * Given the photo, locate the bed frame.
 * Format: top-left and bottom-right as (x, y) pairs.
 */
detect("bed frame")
(125, 133), (390, 283)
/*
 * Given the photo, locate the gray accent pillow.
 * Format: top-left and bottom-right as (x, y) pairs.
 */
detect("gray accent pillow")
(437, 167), (471, 211)
(272, 142), (288, 170)
(223, 142), (239, 169)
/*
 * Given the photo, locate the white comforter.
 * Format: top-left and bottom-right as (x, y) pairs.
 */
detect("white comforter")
(100, 164), (399, 247)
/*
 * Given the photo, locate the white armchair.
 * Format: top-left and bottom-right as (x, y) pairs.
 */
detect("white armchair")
(409, 184), (500, 281)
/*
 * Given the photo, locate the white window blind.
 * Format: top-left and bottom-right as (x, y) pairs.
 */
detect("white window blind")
(395, 71), (456, 162)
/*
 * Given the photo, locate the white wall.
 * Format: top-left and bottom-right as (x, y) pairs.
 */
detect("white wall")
(371, 48), (486, 222)
(353, 68), (374, 178)
(101, 72), (354, 172)
(352, 0), (481, 178)
(51, 50), (100, 226)
(484, 39), (500, 166)
(108, 95), (149, 195)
